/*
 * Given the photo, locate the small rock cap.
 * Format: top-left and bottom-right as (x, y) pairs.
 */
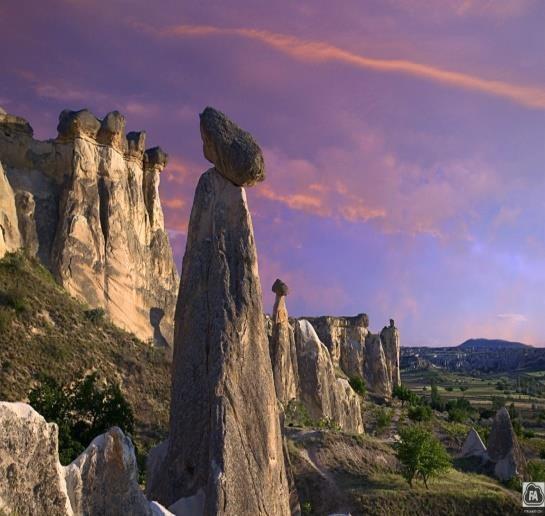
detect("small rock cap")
(199, 106), (265, 187)
(272, 279), (289, 296)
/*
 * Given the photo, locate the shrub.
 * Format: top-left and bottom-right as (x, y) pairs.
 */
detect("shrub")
(445, 386), (454, 392)
(0, 286), (28, 314)
(285, 400), (313, 428)
(529, 460), (545, 482)
(430, 384), (444, 411)
(317, 417), (341, 432)
(446, 398), (473, 422)
(375, 407), (393, 434)
(395, 425), (451, 488)
(393, 384), (419, 407)
(29, 373), (134, 464)
(408, 404), (432, 422)
(349, 376), (366, 397)
(301, 501), (312, 515)
(84, 307), (106, 323)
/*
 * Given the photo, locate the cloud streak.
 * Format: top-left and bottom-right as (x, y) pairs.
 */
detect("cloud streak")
(150, 24), (545, 110)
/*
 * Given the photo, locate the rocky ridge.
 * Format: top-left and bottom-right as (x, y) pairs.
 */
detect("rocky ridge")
(0, 108), (178, 346)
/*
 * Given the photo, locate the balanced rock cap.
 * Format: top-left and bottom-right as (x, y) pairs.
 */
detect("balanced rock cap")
(199, 106), (265, 187)
(272, 278), (289, 296)
(57, 109), (101, 140)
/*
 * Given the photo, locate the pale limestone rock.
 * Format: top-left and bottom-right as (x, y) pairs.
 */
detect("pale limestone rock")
(364, 333), (392, 400)
(295, 320), (364, 433)
(0, 108), (178, 345)
(269, 278), (299, 405)
(0, 161), (21, 258)
(380, 319), (401, 388)
(0, 402), (73, 516)
(487, 407), (527, 481)
(65, 427), (151, 516)
(459, 428), (487, 458)
(147, 167), (290, 514)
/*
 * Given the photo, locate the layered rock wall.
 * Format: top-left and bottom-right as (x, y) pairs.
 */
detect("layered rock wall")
(0, 108), (178, 346)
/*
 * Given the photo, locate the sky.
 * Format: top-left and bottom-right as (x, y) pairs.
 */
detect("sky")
(1, 0), (544, 346)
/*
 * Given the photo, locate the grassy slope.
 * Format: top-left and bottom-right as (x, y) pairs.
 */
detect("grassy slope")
(288, 429), (521, 516)
(0, 252), (171, 453)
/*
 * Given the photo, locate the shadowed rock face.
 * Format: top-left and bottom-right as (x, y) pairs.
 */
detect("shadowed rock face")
(147, 165), (290, 514)
(269, 279), (299, 405)
(0, 108), (178, 346)
(487, 407), (527, 481)
(199, 106), (265, 187)
(364, 333), (392, 400)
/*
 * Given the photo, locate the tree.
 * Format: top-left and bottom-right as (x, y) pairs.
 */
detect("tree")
(408, 404), (432, 422)
(29, 373), (134, 464)
(430, 384), (444, 411)
(393, 384), (419, 407)
(395, 425), (451, 488)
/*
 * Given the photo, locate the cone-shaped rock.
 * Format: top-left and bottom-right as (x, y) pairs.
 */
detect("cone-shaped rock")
(147, 110), (290, 514)
(487, 407), (527, 481)
(459, 428), (487, 458)
(269, 278), (299, 405)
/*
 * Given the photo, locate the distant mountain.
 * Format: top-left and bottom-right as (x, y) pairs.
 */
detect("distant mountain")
(458, 338), (531, 350)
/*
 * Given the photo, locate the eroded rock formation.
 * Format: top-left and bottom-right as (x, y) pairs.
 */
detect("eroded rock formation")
(487, 407), (527, 481)
(269, 279), (299, 405)
(306, 315), (398, 399)
(459, 428), (487, 459)
(295, 320), (364, 433)
(146, 107), (291, 514)
(0, 108), (178, 346)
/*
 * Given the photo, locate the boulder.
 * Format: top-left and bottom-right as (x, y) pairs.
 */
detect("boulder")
(97, 111), (126, 151)
(295, 320), (364, 433)
(380, 319), (401, 388)
(364, 333), (392, 400)
(146, 164), (290, 514)
(0, 402), (73, 516)
(487, 407), (527, 481)
(199, 107), (265, 186)
(57, 109), (101, 140)
(65, 427), (151, 516)
(269, 279), (299, 405)
(459, 428), (487, 458)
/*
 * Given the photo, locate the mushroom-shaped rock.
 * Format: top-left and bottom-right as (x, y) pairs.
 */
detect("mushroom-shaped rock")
(57, 109), (101, 140)
(459, 428), (487, 458)
(272, 278), (289, 297)
(199, 106), (265, 186)
(97, 110), (126, 150)
(127, 131), (147, 159)
(487, 407), (527, 481)
(144, 146), (168, 170)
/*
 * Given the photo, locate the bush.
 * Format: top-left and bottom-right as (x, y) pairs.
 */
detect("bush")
(430, 384), (444, 411)
(317, 417), (341, 431)
(375, 407), (393, 434)
(349, 376), (366, 397)
(0, 286), (28, 314)
(445, 386), (454, 392)
(395, 425), (451, 488)
(393, 384), (419, 407)
(84, 307), (106, 323)
(285, 400), (313, 428)
(29, 373), (134, 464)
(529, 460), (545, 482)
(446, 398), (473, 422)
(408, 404), (432, 422)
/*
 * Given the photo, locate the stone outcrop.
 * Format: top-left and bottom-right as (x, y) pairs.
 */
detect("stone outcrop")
(0, 108), (178, 346)
(487, 407), (527, 481)
(199, 106), (265, 187)
(0, 402), (73, 516)
(459, 428), (487, 459)
(146, 109), (290, 514)
(65, 427), (152, 515)
(306, 315), (397, 400)
(295, 320), (364, 433)
(269, 279), (299, 405)
(380, 319), (401, 388)
(0, 402), (169, 516)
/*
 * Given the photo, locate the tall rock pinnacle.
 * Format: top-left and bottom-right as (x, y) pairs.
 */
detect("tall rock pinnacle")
(147, 108), (290, 514)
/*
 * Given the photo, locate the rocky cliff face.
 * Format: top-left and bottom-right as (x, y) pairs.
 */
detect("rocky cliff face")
(0, 108), (178, 346)
(147, 108), (291, 514)
(305, 314), (399, 399)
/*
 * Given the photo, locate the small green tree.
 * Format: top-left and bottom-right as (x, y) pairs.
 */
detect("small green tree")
(393, 384), (419, 407)
(408, 404), (432, 422)
(395, 425), (451, 488)
(29, 373), (134, 464)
